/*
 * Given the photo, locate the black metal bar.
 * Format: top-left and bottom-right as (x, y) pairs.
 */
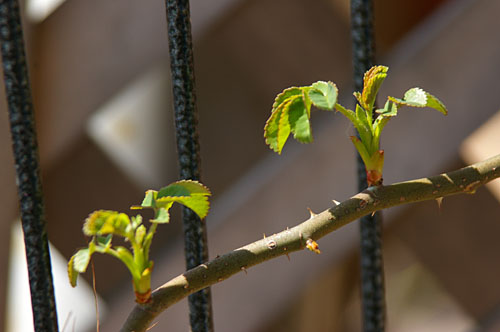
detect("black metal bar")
(350, 1), (386, 331)
(164, 1), (213, 331)
(0, 1), (58, 331)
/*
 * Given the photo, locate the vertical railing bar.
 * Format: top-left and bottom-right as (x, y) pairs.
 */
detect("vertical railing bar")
(164, 1), (214, 331)
(0, 1), (58, 331)
(350, 1), (386, 331)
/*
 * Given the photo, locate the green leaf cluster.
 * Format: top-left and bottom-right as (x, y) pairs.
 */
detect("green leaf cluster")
(264, 65), (448, 186)
(264, 82), (338, 154)
(68, 180), (211, 303)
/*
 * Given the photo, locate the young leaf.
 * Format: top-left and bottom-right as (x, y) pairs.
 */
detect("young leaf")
(264, 104), (283, 153)
(158, 180), (211, 197)
(265, 87), (304, 153)
(334, 103), (358, 125)
(376, 99), (398, 117)
(308, 81), (337, 110)
(68, 242), (96, 287)
(288, 97), (312, 143)
(96, 234), (112, 248)
(264, 89), (310, 154)
(83, 210), (131, 237)
(130, 215), (143, 229)
(133, 181), (211, 221)
(389, 88), (448, 115)
(68, 255), (79, 287)
(354, 104), (373, 150)
(277, 100), (292, 153)
(156, 195), (210, 220)
(135, 225), (147, 245)
(360, 65), (388, 111)
(151, 204), (172, 223)
(272, 87), (303, 111)
(139, 190), (157, 208)
(301, 88), (313, 117)
(350, 136), (372, 168)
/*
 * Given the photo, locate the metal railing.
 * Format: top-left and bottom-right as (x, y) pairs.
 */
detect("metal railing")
(1, 0), (386, 331)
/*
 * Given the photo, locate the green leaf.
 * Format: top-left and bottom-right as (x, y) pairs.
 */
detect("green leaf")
(350, 136), (371, 168)
(73, 247), (93, 273)
(264, 89), (308, 154)
(83, 210), (131, 237)
(308, 81), (337, 110)
(389, 88), (448, 115)
(424, 91), (448, 115)
(272, 87), (303, 111)
(334, 103), (358, 124)
(158, 180), (211, 219)
(68, 243), (96, 287)
(158, 180), (211, 198)
(132, 181), (212, 221)
(68, 255), (79, 287)
(264, 87), (303, 153)
(96, 234), (112, 248)
(130, 215), (143, 229)
(264, 101), (285, 153)
(372, 115), (390, 152)
(288, 97), (312, 143)
(277, 100), (292, 153)
(151, 205), (172, 223)
(301, 88), (313, 117)
(177, 196), (210, 219)
(376, 99), (398, 117)
(157, 195), (210, 220)
(135, 225), (147, 245)
(353, 91), (363, 107)
(264, 82), (339, 153)
(139, 190), (157, 208)
(360, 65), (388, 111)
(354, 104), (373, 152)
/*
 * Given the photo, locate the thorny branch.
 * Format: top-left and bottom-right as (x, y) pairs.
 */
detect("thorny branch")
(121, 154), (500, 332)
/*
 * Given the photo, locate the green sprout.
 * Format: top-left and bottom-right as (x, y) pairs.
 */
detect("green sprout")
(67, 180), (211, 304)
(264, 65), (447, 186)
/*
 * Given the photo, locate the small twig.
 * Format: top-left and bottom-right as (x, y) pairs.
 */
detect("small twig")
(121, 154), (500, 332)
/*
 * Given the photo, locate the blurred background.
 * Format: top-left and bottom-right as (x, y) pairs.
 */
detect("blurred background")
(1, 0), (500, 331)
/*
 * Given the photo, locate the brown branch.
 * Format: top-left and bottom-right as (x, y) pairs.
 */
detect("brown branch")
(121, 154), (500, 332)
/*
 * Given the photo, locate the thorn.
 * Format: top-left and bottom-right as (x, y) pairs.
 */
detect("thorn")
(465, 180), (481, 194)
(436, 197), (443, 211)
(241, 267), (247, 274)
(332, 199), (340, 206)
(306, 239), (321, 254)
(371, 211), (376, 217)
(307, 207), (318, 218)
(263, 233), (266, 239)
(146, 321), (159, 331)
(285, 253), (290, 261)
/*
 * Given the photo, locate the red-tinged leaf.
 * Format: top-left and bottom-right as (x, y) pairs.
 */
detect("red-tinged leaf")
(361, 65), (388, 111)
